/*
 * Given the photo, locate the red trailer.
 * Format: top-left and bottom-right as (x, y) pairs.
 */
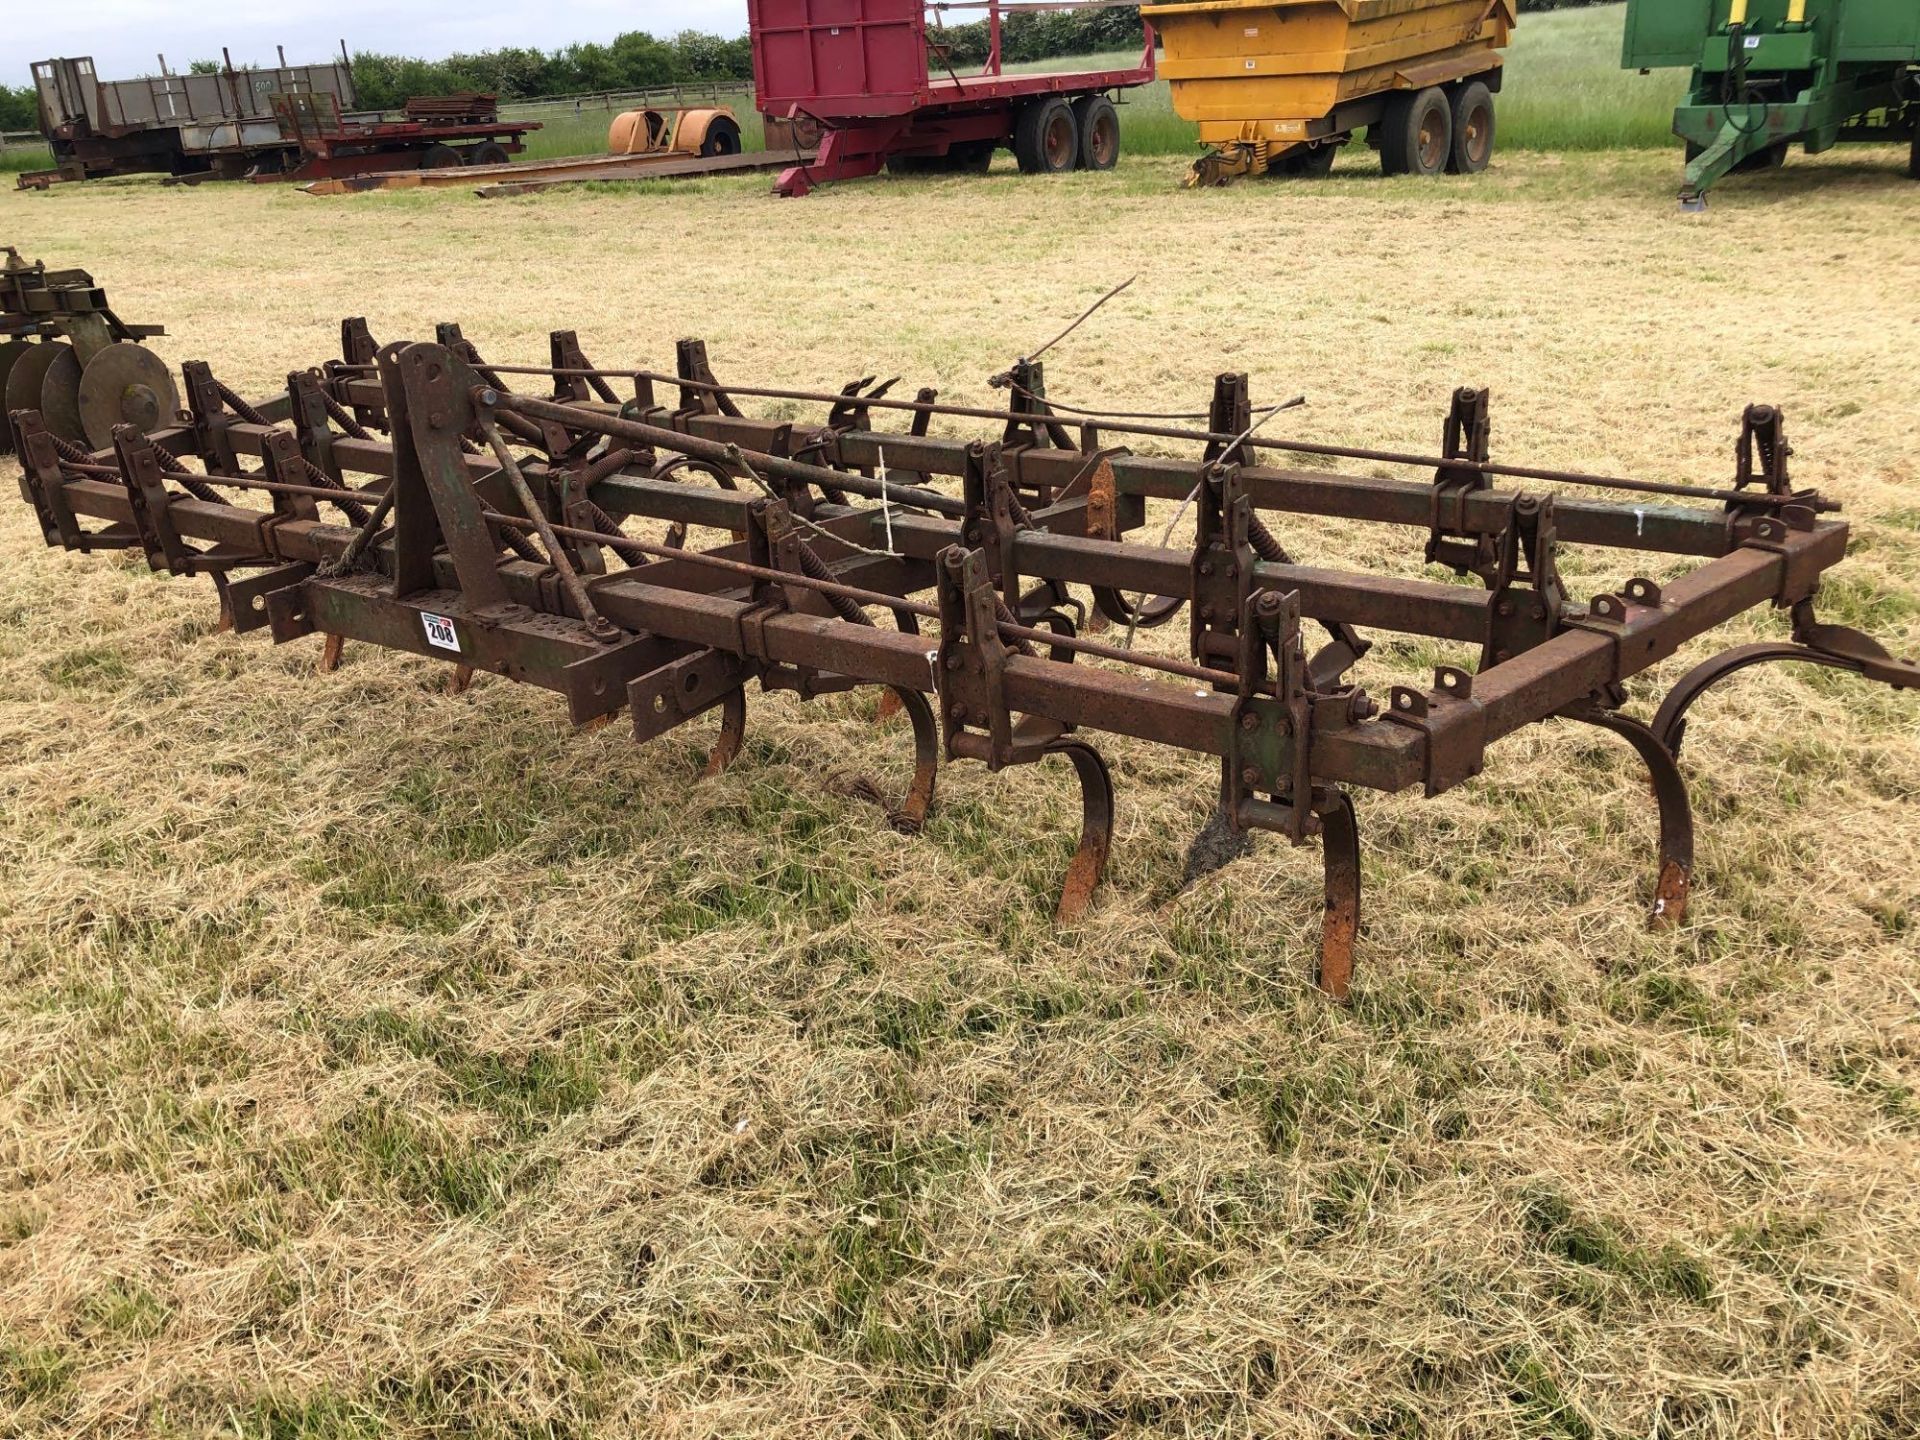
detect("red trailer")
(751, 0), (1155, 195)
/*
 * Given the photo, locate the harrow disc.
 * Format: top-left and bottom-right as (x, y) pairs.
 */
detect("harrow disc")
(3, 341), (72, 438)
(0, 340), (34, 453)
(39, 344), (86, 444)
(78, 343), (180, 450)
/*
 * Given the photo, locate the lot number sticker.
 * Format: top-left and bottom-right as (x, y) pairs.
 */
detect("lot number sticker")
(421, 612), (461, 653)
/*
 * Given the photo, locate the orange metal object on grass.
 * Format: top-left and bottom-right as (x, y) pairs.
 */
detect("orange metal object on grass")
(1143, 0), (1516, 183)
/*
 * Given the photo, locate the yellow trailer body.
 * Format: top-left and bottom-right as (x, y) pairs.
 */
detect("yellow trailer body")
(1142, 0), (1516, 183)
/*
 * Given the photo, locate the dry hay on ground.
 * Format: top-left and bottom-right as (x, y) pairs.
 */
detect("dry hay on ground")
(0, 148), (1917, 1438)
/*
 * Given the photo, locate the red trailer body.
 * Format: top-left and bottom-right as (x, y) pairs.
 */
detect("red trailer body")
(751, 0), (1155, 194)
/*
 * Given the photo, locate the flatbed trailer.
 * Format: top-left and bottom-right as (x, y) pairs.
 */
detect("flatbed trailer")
(751, 0), (1156, 195)
(306, 145), (813, 198)
(17, 54), (537, 189)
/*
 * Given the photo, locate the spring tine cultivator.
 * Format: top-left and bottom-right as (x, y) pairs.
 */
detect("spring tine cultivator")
(8, 286), (1919, 998)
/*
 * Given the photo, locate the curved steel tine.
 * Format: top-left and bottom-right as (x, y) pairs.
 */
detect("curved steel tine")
(1315, 788), (1361, 1000)
(1652, 642), (1861, 758)
(1091, 587), (1182, 631)
(317, 632), (345, 674)
(1048, 739), (1114, 925)
(700, 688), (747, 778)
(211, 572), (235, 634)
(853, 686), (938, 833)
(874, 612), (923, 723)
(1574, 708), (1694, 928)
(445, 663), (475, 697)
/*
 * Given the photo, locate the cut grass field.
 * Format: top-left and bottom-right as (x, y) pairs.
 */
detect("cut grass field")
(3, 122), (1920, 1440)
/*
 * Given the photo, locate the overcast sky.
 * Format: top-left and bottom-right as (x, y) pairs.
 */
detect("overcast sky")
(11, 0), (751, 80)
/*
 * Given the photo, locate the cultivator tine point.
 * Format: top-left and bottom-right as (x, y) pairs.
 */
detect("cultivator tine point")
(701, 689), (749, 779)
(1050, 740), (1115, 926)
(1316, 788), (1362, 1000)
(1180, 808), (1257, 889)
(1570, 706), (1695, 929)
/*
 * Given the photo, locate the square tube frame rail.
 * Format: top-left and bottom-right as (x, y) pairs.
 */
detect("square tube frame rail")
(9, 325), (1918, 997)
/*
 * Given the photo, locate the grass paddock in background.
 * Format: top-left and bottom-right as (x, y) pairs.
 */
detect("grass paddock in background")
(0, 5), (1681, 179)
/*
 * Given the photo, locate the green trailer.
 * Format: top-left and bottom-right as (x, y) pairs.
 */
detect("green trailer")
(1621, 0), (1920, 206)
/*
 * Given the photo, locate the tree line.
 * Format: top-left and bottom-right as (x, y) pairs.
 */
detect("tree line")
(2, 2), (1606, 132)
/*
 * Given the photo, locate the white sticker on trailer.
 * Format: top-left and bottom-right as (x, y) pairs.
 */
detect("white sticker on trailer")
(1245, 59), (1257, 69)
(421, 611), (461, 653)
(1744, 35), (1761, 48)
(1243, 26), (1258, 36)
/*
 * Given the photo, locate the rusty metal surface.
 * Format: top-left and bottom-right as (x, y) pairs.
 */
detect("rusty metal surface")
(7, 300), (1918, 996)
(0, 246), (173, 457)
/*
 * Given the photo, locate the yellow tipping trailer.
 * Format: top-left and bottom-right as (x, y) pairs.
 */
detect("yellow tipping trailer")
(1142, 0), (1516, 184)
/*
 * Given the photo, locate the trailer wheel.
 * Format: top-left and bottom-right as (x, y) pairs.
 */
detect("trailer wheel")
(469, 142), (511, 166)
(1910, 128), (1920, 180)
(700, 115), (743, 157)
(419, 144), (464, 170)
(1446, 82), (1494, 174)
(887, 141), (994, 176)
(1269, 143), (1336, 178)
(1379, 87), (1450, 177)
(1015, 98), (1077, 175)
(1073, 95), (1119, 171)
(951, 139), (996, 174)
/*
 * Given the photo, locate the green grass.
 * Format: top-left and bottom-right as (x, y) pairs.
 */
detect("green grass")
(0, 143), (52, 174)
(1497, 2), (1685, 149)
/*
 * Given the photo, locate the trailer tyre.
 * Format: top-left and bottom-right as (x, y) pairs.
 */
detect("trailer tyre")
(1446, 81), (1494, 174)
(469, 142), (511, 166)
(1379, 87), (1450, 177)
(1073, 95), (1119, 171)
(419, 144), (464, 170)
(1269, 143), (1337, 178)
(1910, 128), (1920, 180)
(699, 115), (743, 158)
(951, 139), (996, 174)
(1015, 98), (1077, 175)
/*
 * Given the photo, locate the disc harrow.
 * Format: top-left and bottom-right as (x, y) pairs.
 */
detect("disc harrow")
(7, 315), (1917, 997)
(0, 246), (177, 457)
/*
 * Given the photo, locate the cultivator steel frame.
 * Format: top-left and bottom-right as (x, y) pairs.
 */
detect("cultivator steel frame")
(9, 315), (1918, 995)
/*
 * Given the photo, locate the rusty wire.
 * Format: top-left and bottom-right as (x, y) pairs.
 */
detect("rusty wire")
(335, 358), (1835, 508)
